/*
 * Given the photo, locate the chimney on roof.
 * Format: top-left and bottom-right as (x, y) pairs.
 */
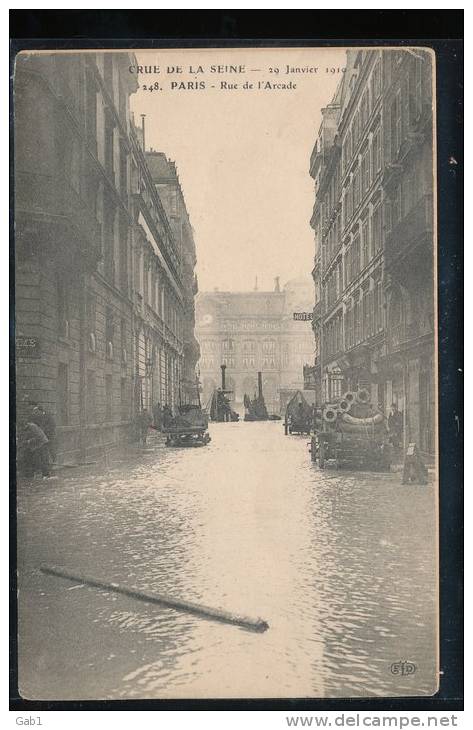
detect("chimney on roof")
(254, 276), (258, 291)
(274, 276), (280, 292)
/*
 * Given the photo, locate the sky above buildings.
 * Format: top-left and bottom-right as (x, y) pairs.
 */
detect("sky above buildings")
(131, 48), (346, 292)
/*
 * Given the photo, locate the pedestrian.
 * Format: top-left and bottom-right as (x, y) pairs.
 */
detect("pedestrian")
(31, 405), (57, 463)
(152, 401), (162, 431)
(138, 408), (153, 446)
(21, 420), (51, 478)
(388, 403), (403, 450)
(162, 404), (172, 429)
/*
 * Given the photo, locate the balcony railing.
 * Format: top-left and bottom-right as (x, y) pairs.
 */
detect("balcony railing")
(385, 193), (433, 269)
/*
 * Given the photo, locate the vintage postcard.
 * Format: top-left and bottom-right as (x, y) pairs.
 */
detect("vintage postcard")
(14, 46), (438, 700)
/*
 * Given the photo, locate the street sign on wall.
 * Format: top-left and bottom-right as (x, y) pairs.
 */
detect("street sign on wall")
(16, 336), (41, 359)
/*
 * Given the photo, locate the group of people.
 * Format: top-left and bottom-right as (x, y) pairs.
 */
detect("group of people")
(18, 403), (56, 479)
(135, 402), (174, 446)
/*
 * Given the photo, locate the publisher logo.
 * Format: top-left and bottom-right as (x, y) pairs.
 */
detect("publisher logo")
(390, 660), (417, 676)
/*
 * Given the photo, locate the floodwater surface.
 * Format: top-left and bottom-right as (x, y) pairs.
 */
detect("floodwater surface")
(17, 421), (437, 699)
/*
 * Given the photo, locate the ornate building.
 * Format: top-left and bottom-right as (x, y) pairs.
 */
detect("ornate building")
(308, 48), (434, 454)
(195, 278), (314, 415)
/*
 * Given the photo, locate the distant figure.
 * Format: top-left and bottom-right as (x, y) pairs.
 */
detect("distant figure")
(137, 408), (153, 446)
(162, 405), (173, 429)
(31, 405), (57, 462)
(152, 402), (162, 431)
(21, 421), (50, 478)
(388, 403), (403, 449)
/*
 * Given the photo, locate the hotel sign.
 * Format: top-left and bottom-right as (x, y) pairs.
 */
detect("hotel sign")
(293, 312), (313, 321)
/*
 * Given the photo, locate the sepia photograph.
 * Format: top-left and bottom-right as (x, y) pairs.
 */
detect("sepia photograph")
(14, 45), (439, 701)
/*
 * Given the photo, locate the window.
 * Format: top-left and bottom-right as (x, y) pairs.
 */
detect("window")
(103, 199), (115, 283)
(118, 80), (126, 123)
(67, 138), (81, 194)
(105, 307), (114, 358)
(57, 280), (70, 339)
(362, 89), (370, 126)
(354, 297), (361, 344)
(104, 110), (115, 179)
(362, 218), (370, 268)
(121, 377), (128, 420)
(345, 303), (352, 350)
(120, 318), (127, 362)
(353, 112), (360, 148)
(57, 363), (68, 426)
(352, 232), (361, 279)
(170, 188), (178, 217)
(119, 140), (128, 198)
(415, 57), (423, 117)
(371, 61), (381, 100)
(353, 167), (361, 210)
(105, 374), (113, 421)
(374, 278), (384, 332)
(390, 90), (402, 159)
(371, 128), (381, 179)
(392, 184), (402, 226)
(86, 291), (96, 351)
(86, 370), (96, 424)
(104, 53), (113, 91)
(372, 204), (383, 253)
(368, 288), (374, 337)
(362, 148), (370, 193)
(143, 259), (149, 303)
(403, 165), (416, 215)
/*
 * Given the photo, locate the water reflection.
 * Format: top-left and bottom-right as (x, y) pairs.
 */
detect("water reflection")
(18, 422), (437, 699)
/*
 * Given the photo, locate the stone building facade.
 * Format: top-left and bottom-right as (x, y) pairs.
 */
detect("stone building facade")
(145, 151), (200, 403)
(308, 48), (435, 454)
(14, 51), (199, 463)
(195, 278), (314, 415)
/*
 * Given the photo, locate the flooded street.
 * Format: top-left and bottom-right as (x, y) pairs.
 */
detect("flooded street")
(17, 421), (437, 700)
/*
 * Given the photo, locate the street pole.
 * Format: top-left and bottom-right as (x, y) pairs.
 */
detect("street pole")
(78, 270), (87, 462)
(319, 255), (324, 406)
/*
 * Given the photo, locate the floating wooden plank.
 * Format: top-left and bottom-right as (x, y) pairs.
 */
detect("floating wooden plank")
(40, 564), (269, 634)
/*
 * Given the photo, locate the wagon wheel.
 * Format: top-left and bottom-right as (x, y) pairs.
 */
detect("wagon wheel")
(318, 440), (325, 469)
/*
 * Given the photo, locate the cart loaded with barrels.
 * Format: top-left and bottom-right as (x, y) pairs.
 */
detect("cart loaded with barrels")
(310, 389), (391, 470)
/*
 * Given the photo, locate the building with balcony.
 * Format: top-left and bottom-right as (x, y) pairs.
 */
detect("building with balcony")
(15, 51), (138, 462)
(380, 49), (435, 454)
(146, 150), (200, 403)
(308, 49), (434, 454)
(15, 52), (200, 463)
(195, 278), (314, 415)
(127, 125), (187, 414)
